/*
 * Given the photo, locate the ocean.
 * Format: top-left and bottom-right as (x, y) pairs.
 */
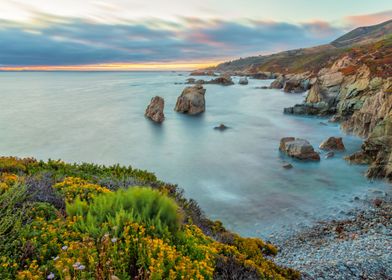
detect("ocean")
(0, 71), (389, 238)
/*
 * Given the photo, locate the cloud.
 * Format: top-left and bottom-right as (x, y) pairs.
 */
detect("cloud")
(0, 15), (345, 66)
(344, 10), (392, 27)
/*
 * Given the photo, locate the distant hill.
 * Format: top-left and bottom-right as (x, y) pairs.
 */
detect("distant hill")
(211, 19), (392, 74)
(331, 19), (392, 47)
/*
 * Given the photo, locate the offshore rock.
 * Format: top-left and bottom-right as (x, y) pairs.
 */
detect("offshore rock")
(319, 137), (345, 151)
(239, 77), (249, 85)
(145, 96), (165, 123)
(279, 137), (320, 161)
(174, 85), (206, 115)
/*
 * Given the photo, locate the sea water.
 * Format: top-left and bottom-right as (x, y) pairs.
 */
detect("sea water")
(0, 71), (389, 238)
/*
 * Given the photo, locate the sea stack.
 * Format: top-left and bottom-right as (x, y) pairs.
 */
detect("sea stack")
(174, 85), (206, 115)
(145, 96), (165, 123)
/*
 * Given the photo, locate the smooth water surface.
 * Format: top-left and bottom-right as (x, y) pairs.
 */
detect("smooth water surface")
(0, 72), (389, 237)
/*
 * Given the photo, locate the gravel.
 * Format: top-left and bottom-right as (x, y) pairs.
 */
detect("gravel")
(268, 191), (392, 279)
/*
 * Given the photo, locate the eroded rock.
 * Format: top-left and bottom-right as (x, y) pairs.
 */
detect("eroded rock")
(174, 85), (206, 115)
(279, 137), (320, 161)
(319, 137), (345, 151)
(145, 96), (165, 123)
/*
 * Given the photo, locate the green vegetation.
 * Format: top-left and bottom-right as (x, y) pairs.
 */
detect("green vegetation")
(0, 156), (300, 279)
(67, 187), (182, 238)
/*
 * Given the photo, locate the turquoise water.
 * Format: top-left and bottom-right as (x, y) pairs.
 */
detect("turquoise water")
(0, 72), (389, 237)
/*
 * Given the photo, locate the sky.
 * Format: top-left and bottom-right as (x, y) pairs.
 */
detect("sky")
(0, 0), (391, 70)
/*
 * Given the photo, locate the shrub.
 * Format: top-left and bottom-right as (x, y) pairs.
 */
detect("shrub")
(66, 187), (182, 238)
(0, 184), (29, 261)
(25, 173), (66, 209)
(54, 177), (110, 203)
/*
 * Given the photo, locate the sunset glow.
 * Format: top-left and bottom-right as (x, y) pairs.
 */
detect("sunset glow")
(0, 61), (219, 71)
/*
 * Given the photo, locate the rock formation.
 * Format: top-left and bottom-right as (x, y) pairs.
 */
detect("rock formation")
(239, 77), (249, 85)
(214, 124), (229, 131)
(185, 75), (234, 86)
(319, 137), (345, 151)
(283, 41), (392, 180)
(190, 70), (216, 76)
(145, 96), (165, 123)
(279, 137), (320, 161)
(208, 75), (234, 86)
(174, 85), (206, 115)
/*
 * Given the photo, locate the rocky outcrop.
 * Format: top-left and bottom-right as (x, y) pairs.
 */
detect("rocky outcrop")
(251, 72), (277, 79)
(319, 137), (345, 151)
(283, 45), (392, 180)
(270, 73), (312, 93)
(186, 75), (234, 86)
(284, 102), (332, 115)
(208, 75), (234, 86)
(145, 96), (165, 123)
(190, 70), (216, 76)
(239, 77), (248, 85)
(346, 115), (392, 180)
(279, 137), (320, 161)
(270, 75), (286, 89)
(174, 85), (206, 115)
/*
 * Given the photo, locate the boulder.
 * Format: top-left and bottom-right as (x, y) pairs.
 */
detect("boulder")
(319, 137), (345, 151)
(279, 137), (320, 161)
(145, 96), (165, 123)
(239, 77), (249, 85)
(208, 75), (234, 86)
(174, 85), (206, 115)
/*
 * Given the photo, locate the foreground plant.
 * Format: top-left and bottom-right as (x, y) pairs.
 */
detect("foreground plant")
(0, 157), (300, 279)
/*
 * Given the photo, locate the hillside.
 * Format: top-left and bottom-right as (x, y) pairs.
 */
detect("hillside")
(212, 19), (392, 74)
(331, 19), (392, 47)
(0, 157), (299, 279)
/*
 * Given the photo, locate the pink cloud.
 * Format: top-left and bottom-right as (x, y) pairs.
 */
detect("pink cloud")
(344, 10), (392, 27)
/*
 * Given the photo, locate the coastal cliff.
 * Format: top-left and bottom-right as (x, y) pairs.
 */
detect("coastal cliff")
(210, 20), (392, 182)
(284, 38), (392, 181)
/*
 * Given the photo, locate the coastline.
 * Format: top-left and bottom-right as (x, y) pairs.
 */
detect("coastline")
(270, 188), (391, 279)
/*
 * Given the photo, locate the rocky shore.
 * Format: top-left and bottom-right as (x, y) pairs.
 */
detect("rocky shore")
(270, 190), (392, 279)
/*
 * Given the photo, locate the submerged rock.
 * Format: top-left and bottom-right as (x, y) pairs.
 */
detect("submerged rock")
(145, 96), (165, 123)
(239, 77), (249, 85)
(319, 137), (345, 151)
(174, 85), (206, 115)
(214, 124), (229, 131)
(325, 151), (335, 159)
(279, 137), (320, 161)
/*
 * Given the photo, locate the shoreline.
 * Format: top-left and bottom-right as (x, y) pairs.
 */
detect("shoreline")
(268, 187), (391, 279)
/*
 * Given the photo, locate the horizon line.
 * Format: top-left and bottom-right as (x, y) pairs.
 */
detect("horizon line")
(0, 61), (220, 72)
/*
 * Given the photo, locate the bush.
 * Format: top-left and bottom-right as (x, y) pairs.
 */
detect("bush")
(54, 177), (110, 203)
(66, 187), (182, 238)
(0, 184), (29, 260)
